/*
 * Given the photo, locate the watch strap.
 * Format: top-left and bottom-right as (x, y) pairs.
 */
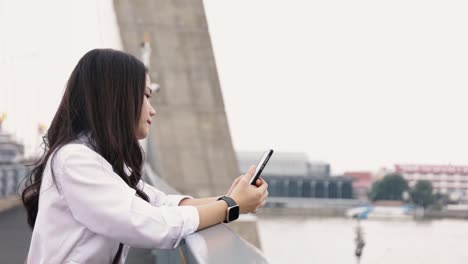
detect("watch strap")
(217, 195), (237, 207)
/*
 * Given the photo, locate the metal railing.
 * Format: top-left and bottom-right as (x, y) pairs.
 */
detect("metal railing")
(140, 165), (269, 264)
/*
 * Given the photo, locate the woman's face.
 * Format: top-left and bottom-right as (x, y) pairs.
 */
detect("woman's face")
(136, 75), (157, 140)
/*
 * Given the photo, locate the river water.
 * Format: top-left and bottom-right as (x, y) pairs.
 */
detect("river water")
(257, 216), (468, 264)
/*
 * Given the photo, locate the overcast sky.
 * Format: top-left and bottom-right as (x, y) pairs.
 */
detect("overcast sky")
(0, 0), (122, 157)
(1, 0), (467, 173)
(204, 0), (468, 173)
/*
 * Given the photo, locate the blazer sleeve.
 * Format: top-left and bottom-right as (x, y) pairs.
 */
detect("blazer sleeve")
(54, 144), (200, 249)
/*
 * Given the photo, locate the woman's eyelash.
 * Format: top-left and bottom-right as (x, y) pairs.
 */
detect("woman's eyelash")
(145, 94), (151, 98)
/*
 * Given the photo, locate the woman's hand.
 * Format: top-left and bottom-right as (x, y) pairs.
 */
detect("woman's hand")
(227, 175), (242, 197)
(227, 167), (264, 196)
(195, 166), (269, 231)
(228, 166), (269, 214)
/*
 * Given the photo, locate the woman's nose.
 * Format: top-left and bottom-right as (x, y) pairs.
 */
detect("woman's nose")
(150, 106), (157, 116)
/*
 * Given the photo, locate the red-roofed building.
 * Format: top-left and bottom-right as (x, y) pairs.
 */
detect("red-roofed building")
(344, 171), (374, 201)
(396, 164), (468, 200)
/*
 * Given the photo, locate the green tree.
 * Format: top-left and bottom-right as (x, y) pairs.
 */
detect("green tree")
(410, 180), (434, 209)
(369, 173), (408, 201)
(432, 193), (450, 210)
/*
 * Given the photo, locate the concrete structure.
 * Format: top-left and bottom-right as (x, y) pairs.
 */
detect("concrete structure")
(396, 164), (468, 201)
(114, 0), (239, 197)
(0, 207), (31, 263)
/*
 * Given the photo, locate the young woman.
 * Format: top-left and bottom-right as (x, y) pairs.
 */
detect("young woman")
(21, 49), (268, 264)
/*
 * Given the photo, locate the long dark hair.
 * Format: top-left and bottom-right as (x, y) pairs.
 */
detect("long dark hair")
(22, 49), (151, 263)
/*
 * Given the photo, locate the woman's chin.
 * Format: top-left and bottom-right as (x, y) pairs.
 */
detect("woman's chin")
(136, 131), (148, 140)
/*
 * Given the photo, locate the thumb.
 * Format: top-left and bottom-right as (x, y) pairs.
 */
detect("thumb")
(241, 166), (255, 181)
(247, 165), (256, 177)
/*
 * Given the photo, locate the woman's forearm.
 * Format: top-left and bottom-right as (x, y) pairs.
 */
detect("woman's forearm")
(194, 201), (228, 231)
(179, 196), (220, 206)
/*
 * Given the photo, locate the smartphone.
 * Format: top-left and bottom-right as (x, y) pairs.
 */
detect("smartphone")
(249, 149), (274, 185)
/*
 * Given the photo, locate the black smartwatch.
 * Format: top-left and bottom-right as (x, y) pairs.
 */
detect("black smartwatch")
(217, 196), (240, 223)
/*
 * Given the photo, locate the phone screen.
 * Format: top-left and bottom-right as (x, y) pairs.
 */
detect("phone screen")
(249, 149), (274, 185)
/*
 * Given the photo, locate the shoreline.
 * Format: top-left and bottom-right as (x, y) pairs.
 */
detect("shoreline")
(258, 206), (468, 221)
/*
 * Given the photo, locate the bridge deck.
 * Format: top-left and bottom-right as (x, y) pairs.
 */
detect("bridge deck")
(0, 206), (31, 263)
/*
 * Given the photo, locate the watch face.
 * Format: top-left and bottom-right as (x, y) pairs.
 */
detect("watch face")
(228, 205), (240, 222)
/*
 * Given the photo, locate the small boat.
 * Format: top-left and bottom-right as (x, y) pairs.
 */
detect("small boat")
(346, 204), (415, 220)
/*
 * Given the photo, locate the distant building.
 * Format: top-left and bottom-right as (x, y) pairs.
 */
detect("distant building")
(237, 152), (353, 199)
(396, 164), (468, 200)
(0, 128), (27, 198)
(0, 130), (24, 164)
(344, 171), (374, 201)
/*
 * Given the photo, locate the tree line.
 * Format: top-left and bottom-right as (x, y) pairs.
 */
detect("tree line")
(369, 173), (450, 209)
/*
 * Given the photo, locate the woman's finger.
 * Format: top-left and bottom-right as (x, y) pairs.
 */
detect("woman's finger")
(255, 177), (268, 188)
(255, 179), (261, 187)
(248, 165), (256, 174)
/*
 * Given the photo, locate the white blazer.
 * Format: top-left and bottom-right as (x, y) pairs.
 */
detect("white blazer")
(27, 140), (199, 264)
